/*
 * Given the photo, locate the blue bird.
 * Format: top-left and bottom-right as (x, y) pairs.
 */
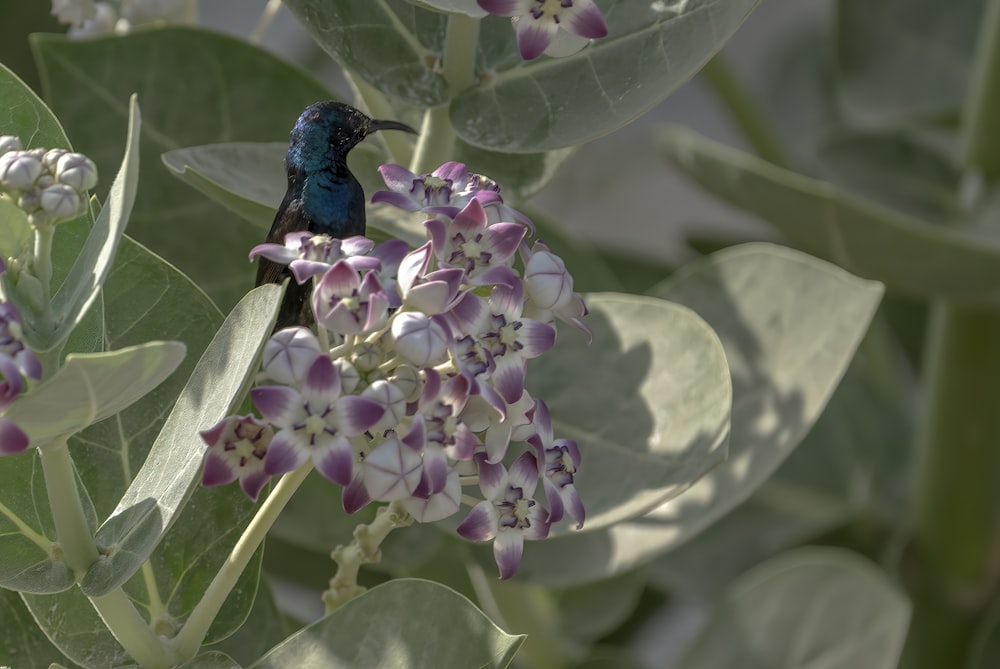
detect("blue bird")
(256, 101), (416, 328)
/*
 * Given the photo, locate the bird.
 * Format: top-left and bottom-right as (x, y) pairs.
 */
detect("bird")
(256, 101), (417, 329)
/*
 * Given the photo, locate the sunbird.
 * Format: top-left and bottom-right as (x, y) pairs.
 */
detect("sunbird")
(256, 101), (416, 328)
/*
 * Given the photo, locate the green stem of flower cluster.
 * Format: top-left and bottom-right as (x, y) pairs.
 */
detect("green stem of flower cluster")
(323, 501), (413, 613)
(174, 462), (314, 658)
(408, 13), (480, 174)
(900, 3), (1000, 667)
(961, 0), (1000, 180)
(700, 54), (792, 170)
(39, 438), (173, 667)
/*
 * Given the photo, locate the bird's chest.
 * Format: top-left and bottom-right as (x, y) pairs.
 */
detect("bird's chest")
(301, 171), (366, 237)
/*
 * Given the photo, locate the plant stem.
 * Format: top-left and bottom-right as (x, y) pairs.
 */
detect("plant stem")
(249, 0), (283, 44)
(173, 462), (314, 658)
(39, 439), (172, 667)
(961, 0), (1000, 180)
(442, 13), (479, 94)
(700, 54), (792, 170)
(351, 77), (414, 167)
(409, 106), (454, 175)
(38, 438), (99, 573)
(902, 304), (1000, 668)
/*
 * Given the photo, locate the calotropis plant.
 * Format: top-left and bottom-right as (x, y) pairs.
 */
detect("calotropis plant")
(0, 0), (954, 667)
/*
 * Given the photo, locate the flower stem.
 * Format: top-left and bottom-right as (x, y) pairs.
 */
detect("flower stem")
(249, 0), (282, 44)
(323, 501), (412, 613)
(38, 438), (99, 573)
(173, 462), (314, 657)
(961, 0), (1000, 179)
(900, 304), (1000, 668)
(32, 224), (54, 304)
(442, 13), (479, 94)
(700, 54), (791, 169)
(409, 106), (455, 175)
(351, 77), (413, 167)
(39, 438), (172, 666)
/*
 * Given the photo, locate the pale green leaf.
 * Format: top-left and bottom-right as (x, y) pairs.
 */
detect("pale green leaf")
(675, 548), (910, 669)
(528, 292), (731, 534)
(0, 62), (70, 149)
(4, 341), (186, 448)
(452, 0), (760, 151)
(44, 95), (141, 353)
(21, 584), (130, 668)
(404, 0), (487, 17)
(250, 580), (523, 668)
(81, 284), (281, 595)
(0, 588), (75, 668)
(510, 243), (882, 586)
(31, 27), (333, 310)
(835, 0), (986, 124)
(659, 125), (1000, 305)
(178, 652), (243, 669)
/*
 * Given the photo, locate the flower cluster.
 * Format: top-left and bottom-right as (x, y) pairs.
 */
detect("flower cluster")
(202, 161), (587, 578)
(0, 136), (97, 227)
(478, 0), (609, 61)
(50, 0), (190, 36)
(0, 261), (40, 455)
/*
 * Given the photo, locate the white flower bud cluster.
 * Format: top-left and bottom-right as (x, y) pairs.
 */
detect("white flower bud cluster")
(0, 137), (98, 226)
(51, 0), (191, 37)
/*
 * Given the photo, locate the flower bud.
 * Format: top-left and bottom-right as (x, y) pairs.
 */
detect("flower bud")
(524, 250), (574, 311)
(55, 153), (98, 191)
(40, 184), (82, 220)
(261, 327), (322, 386)
(42, 149), (67, 170)
(352, 341), (383, 372)
(17, 189), (41, 213)
(389, 364), (421, 402)
(334, 358), (360, 394)
(363, 438), (422, 502)
(362, 380), (407, 433)
(391, 312), (449, 367)
(0, 152), (43, 190)
(0, 136), (22, 155)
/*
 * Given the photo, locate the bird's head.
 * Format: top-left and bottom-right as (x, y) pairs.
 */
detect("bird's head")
(288, 101), (416, 169)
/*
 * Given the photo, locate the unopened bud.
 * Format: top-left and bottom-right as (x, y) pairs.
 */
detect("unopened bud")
(0, 152), (43, 190)
(40, 184), (82, 220)
(56, 152), (98, 191)
(0, 136), (23, 155)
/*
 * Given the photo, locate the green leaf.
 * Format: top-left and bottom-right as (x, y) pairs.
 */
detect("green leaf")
(650, 358), (911, 596)
(835, 0), (987, 124)
(528, 292), (731, 534)
(675, 548), (910, 669)
(0, 61), (70, 149)
(659, 125), (1000, 304)
(32, 27), (333, 310)
(81, 284), (281, 595)
(0, 197), (32, 261)
(452, 0), (760, 152)
(4, 341), (186, 448)
(178, 652), (243, 669)
(280, 1), (450, 108)
(405, 0), (486, 17)
(21, 584), (131, 668)
(249, 580), (523, 668)
(161, 142), (287, 230)
(0, 588), (75, 668)
(43, 95), (141, 353)
(204, 582), (293, 666)
(510, 243), (883, 586)
(969, 600), (1000, 669)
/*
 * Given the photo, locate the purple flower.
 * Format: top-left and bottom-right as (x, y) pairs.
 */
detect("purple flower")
(425, 199), (525, 284)
(362, 436), (423, 502)
(402, 468), (462, 523)
(249, 233), (379, 284)
(312, 262), (391, 336)
(0, 301), (41, 415)
(372, 162), (531, 228)
(457, 452), (550, 579)
(478, 0), (609, 60)
(397, 242), (466, 315)
(200, 415), (274, 501)
(252, 355), (385, 485)
(528, 399), (584, 528)
(0, 417), (30, 455)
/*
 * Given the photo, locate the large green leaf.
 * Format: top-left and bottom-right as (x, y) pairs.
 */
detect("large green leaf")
(31, 27), (334, 310)
(451, 0), (760, 152)
(650, 358), (911, 596)
(280, 1), (450, 108)
(659, 125), (1000, 305)
(508, 243), (882, 586)
(835, 0), (987, 124)
(675, 548), (910, 669)
(530, 292), (731, 534)
(81, 284), (280, 595)
(3, 341), (186, 448)
(0, 61), (69, 149)
(0, 587), (75, 668)
(250, 580), (523, 668)
(42, 95), (142, 353)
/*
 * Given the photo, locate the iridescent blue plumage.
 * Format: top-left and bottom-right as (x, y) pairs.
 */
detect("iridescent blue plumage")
(256, 101), (415, 327)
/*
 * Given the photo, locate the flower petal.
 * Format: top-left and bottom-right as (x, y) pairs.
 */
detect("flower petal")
(516, 16), (559, 60)
(264, 430), (311, 475)
(457, 500), (499, 541)
(563, 0), (608, 39)
(402, 469), (462, 522)
(508, 451), (540, 494)
(251, 386), (303, 427)
(333, 396), (386, 436)
(493, 529), (525, 579)
(312, 434), (355, 485)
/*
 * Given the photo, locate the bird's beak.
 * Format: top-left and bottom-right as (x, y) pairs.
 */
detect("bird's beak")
(367, 118), (418, 136)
